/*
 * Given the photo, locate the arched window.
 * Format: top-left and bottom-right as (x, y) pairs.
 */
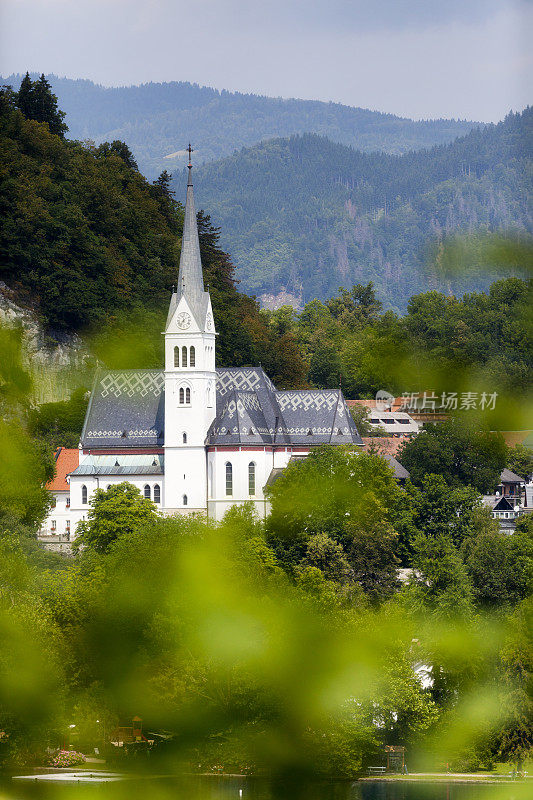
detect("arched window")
(153, 484), (161, 504)
(144, 484), (151, 499)
(182, 432), (187, 443)
(182, 346), (187, 367)
(183, 494), (188, 506)
(225, 462), (233, 496)
(248, 462), (256, 496)
(186, 387), (191, 404)
(81, 485), (87, 504)
(174, 346), (179, 367)
(190, 346), (195, 367)
(179, 387), (185, 404)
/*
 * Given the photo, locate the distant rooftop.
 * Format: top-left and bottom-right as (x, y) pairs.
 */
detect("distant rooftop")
(71, 454), (164, 477)
(46, 448), (79, 491)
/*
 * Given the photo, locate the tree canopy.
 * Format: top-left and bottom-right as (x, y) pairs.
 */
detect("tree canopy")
(398, 420), (507, 493)
(74, 482), (158, 553)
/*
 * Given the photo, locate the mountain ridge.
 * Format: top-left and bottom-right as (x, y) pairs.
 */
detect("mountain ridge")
(2, 74), (478, 178)
(184, 108), (532, 311)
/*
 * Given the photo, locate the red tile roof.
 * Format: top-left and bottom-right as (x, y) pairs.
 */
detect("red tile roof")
(46, 448), (79, 492)
(361, 437), (408, 457)
(347, 397), (405, 411)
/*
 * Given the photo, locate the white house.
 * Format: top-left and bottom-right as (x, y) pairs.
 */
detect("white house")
(41, 159), (363, 536)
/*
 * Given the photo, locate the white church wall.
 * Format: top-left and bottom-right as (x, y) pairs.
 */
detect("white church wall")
(207, 448), (299, 522)
(163, 447), (206, 512)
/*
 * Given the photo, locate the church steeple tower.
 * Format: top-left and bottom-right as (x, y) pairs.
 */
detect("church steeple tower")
(162, 147), (217, 514)
(176, 145), (205, 323)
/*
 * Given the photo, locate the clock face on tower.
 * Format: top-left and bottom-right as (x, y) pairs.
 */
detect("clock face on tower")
(176, 312), (191, 330)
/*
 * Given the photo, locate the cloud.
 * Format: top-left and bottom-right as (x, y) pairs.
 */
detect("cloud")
(0, 0), (531, 121)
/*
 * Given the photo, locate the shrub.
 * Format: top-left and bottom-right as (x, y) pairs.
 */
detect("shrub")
(49, 750), (86, 768)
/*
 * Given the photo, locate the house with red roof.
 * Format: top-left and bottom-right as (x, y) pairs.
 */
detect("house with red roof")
(40, 447), (80, 538)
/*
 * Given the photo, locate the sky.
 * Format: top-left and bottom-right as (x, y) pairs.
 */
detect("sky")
(1, 0), (531, 122)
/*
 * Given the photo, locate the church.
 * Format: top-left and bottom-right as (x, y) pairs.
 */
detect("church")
(44, 159), (363, 536)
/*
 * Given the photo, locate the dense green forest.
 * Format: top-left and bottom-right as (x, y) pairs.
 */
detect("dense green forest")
(2, 74), (476, 179)
(0, 80), (306, 386)
(280, 278), (532, 403)
(187, 109), (532, 310)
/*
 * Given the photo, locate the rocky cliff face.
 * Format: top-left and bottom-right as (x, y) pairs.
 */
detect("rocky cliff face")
(0, 283), (88, 405)
(259, 288), (303, 311)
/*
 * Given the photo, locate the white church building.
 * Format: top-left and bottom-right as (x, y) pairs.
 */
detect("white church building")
(41, 161), (363, 537)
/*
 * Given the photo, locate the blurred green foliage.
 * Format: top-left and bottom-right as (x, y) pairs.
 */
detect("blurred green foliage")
(28, 386), (89, 449)
(0, 329), (531, 797)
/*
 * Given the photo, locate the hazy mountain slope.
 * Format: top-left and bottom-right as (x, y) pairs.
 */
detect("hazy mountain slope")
(3, 75), (476, 179)
(184, 108), (532, 311)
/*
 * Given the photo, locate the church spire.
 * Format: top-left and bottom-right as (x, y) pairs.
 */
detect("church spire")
(177, 144), (205, 320)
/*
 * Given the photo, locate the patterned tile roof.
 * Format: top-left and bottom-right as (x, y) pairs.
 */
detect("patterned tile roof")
(81, 370), (165, 449)
(81, 367), (363, 449)
(208, 369), (362, 446)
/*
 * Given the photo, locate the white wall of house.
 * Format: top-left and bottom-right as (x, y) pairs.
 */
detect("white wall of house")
(40, 491), (73, 537)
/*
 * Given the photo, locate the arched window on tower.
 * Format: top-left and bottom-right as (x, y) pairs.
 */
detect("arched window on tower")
(190, 346), (195, 367)
(183, 494), (188, 506)
(144, 484), (151, 499)
(185, 387), (191, 404)
(81, 485), (87, 505)
(179, 387), (185, 404)
(248, 462), (256, 496)
(225, 462), (233, 496)
(182, 432), (187, 443)
(153, 484), (161, 504)
(174, 346), (179, 367)
(182, 346), (187, 367)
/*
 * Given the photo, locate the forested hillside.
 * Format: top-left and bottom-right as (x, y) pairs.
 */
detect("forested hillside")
(187, 109), (532, 310)
(2, 74), (476, 179)
(0, 82), (306, 386)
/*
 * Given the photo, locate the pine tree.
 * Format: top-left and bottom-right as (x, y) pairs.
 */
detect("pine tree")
(32, 74), (68, 135)
(16, 72), (35, 119)
(16, 73), (67, 136)
(153, 170), (174, 198)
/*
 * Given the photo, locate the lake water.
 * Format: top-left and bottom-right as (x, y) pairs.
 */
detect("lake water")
(1, 775), (522, 800)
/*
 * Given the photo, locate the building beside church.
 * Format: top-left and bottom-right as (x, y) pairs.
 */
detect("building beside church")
(40, 160), (363, 537)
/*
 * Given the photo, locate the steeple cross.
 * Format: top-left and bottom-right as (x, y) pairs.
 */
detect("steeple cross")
(187, 143), (194, 166)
